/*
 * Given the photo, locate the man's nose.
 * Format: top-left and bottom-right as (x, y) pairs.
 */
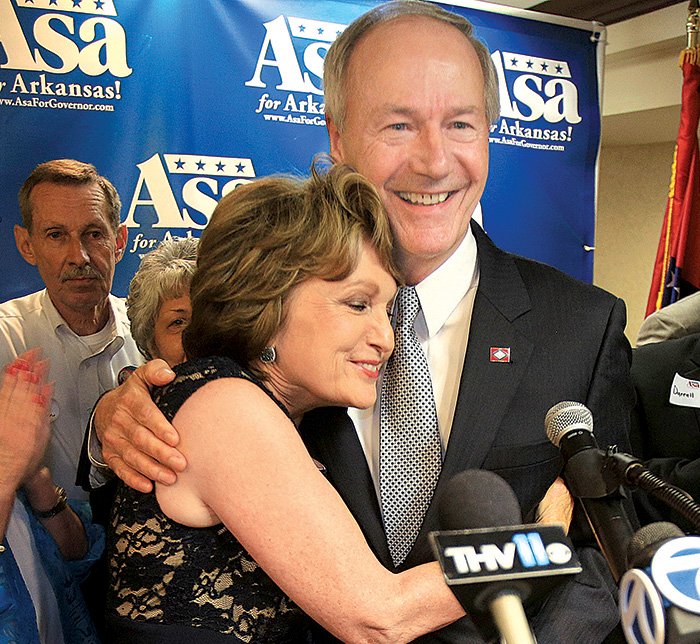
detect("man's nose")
(66, 236), (90, 265)
(411, 125), (450, 179)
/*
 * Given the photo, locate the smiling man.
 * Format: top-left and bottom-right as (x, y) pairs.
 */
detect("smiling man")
(86, 2), (635, 642)
(325, 12), (491, 286)
(301, 5), (636, 641)
(0, 159), (142, 501)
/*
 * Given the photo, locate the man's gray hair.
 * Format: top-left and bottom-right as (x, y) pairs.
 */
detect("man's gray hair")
(323, 0), (500, 131)
(126, 236), (199, 360)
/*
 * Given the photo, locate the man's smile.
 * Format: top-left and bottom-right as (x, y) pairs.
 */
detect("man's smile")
(397, 191), (454, 205)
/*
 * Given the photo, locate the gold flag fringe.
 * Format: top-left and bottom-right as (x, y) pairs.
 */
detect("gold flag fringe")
(656, 145), (678, 311)
(679, 46), (700, 66)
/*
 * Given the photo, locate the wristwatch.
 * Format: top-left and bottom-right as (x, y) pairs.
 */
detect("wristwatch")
(32, 486), (68, 519)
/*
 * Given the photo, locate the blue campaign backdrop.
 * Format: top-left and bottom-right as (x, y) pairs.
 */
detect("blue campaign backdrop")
(0, 0), (603, 301)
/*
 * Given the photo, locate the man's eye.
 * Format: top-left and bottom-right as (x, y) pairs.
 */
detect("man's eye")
(389, 123), (407, 131)
(47, 231), (62, 240)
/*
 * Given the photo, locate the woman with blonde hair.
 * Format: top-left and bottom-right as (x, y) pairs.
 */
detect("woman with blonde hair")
(105, 164), (465, 643)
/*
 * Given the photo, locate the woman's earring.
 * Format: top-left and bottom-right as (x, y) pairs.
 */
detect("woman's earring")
(260, 346), (277, 364)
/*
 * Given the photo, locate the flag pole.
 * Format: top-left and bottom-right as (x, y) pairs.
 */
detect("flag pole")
(689, 0), (700, 49)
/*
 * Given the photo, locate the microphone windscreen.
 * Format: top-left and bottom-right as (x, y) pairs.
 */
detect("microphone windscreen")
(626, 521), (684, 569)
(544, 401), (593, 446)
(439, 470), (522, 531)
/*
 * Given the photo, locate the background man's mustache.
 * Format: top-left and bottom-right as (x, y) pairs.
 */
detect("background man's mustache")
(60, 266), (102, 281)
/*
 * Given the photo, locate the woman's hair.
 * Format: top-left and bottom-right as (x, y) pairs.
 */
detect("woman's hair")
(126, 236), (199, 360)
(184, 162), (397, 375)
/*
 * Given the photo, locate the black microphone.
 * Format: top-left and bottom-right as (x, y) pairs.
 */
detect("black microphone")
(430, 470), (581, 644)
(620, 522), (700, 643)
(545, 400), (636, 582)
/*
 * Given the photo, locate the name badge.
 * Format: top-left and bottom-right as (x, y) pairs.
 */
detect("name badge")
(669, 373), (700, 408)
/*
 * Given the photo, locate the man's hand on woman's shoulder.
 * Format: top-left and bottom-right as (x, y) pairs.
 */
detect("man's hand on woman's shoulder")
(96, 359), (186, 493)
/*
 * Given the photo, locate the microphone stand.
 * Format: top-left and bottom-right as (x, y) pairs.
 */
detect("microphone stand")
(560, 444), (635, 583)
(603, 449), (700, 534)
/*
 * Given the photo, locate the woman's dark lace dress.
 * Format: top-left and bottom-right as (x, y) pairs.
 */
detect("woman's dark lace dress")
(105, 356), (312, 643)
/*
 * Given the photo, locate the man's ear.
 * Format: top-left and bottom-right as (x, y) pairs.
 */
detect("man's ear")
(14, 224), (37, 266)
(326, 115), (345, 163)
(115, 224), (127, 263)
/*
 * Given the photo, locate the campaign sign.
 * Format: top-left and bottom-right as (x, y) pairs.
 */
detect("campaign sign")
(0, 0), (603, 303)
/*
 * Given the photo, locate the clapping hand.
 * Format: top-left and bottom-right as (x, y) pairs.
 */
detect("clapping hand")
(0, 349), (53, 491)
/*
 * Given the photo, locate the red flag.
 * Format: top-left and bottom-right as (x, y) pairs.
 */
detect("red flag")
(645, 47), (700, 316)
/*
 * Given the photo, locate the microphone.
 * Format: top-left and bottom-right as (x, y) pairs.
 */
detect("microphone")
(430, 470), (581, 644)
(545, 401), (636, 582)
(620, 522), (700, 643)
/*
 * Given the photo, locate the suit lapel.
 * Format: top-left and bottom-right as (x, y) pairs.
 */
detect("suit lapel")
(299, 407), (392, 566)
(442, 222), (534, 477)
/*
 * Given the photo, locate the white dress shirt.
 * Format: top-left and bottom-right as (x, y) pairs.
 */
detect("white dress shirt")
(349, 219), (480, 497)
(0, 289), (144, 500)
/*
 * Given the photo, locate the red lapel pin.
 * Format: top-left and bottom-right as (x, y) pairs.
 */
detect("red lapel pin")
(490, 347), (511, 363)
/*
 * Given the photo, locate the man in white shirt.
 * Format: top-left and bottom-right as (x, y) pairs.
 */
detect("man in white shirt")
(0, 159), (142, 501)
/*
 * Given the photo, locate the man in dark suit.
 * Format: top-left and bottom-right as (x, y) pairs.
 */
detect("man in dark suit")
(630, 332), (700, 529)
(85, 2), (635, 641)
(300, 221), (632, 642)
